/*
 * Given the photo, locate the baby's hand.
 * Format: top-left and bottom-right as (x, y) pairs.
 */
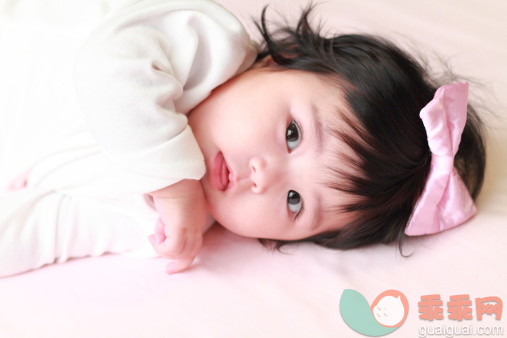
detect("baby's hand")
(148, 179), (207, 274)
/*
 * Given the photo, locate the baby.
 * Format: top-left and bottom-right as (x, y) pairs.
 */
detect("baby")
(0, 0), (486, 277)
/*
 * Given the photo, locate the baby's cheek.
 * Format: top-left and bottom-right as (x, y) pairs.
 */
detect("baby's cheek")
(221, 205), (265, 237)
(206, 197), (244, 231)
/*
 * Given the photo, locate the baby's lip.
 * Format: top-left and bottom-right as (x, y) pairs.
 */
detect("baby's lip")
(227, 164), (236, 186)
(222, 153), (236, 188)
(225, 158), (252, 191)
(210, 151), (230, 191)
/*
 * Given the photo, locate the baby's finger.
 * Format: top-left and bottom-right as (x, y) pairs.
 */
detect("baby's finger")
(165, 257), (195, 274)
(171, 229), (202, 261)
(157, 230), (187, 258)
(148, 233), (165, 252)
(154, 218), (165, 236)
(186, 234), (203, 259)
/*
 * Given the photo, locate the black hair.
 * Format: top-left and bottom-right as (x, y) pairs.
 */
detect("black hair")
(252, 4), (487, 252)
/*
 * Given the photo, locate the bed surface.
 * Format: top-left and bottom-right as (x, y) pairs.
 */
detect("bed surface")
(1, 0), (506, 337)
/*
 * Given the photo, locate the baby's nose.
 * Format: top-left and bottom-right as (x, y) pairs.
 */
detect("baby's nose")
(249, 156), (275, 193)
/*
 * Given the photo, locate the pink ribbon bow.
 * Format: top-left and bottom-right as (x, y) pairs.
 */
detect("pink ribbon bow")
(404, 82), (477, 236)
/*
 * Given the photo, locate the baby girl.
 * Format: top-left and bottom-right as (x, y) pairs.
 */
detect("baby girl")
(0, 0), (486, 277)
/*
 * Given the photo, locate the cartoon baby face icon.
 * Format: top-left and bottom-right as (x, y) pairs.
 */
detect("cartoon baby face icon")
(370, 290), (409, 327)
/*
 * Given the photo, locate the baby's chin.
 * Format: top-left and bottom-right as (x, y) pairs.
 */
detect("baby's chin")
(201, 190), (261, 238)
(206, 210), (253, 238)
(202, 196), (230, 231)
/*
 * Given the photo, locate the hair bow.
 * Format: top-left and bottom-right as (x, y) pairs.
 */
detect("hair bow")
(404, 82), (477, 236)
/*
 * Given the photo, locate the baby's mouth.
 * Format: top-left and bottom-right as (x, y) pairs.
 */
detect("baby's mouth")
(210, 151), (230, 191)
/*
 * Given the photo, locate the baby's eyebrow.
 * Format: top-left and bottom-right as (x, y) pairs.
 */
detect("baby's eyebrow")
(306, 103), (349, 234)
(309, 192), (323, 231)
(308, 104), (324, 231)
(311, 103), (325, 155)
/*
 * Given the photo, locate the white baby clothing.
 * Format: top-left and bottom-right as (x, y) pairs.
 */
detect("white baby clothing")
(0, 0), (257, 277)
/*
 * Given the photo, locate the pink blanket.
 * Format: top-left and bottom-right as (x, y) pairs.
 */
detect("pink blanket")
(1, 0), (506, 337)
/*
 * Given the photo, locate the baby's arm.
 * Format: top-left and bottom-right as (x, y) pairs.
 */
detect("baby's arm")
(74, 0), (256, 194)
(73, 0), (256, 270)
(148, 180), (207, 274)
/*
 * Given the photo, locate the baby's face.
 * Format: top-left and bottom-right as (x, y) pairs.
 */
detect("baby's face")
(188, 64), (357, 240)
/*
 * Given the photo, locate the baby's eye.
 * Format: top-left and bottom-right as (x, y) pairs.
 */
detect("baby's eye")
(286, 120), (301, 151)
(287, 190), (302, 213)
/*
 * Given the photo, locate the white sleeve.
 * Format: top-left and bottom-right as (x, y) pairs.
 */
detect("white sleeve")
(74, 0), (257, 193)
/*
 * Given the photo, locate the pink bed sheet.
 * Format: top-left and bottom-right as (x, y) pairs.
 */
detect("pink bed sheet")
(1, 0), (506, 337)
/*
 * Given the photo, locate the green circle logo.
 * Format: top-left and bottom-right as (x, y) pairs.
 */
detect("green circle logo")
(339, 289), (409, 336)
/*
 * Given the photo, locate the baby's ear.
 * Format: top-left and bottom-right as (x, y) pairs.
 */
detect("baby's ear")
(249, 55), (277, 70)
